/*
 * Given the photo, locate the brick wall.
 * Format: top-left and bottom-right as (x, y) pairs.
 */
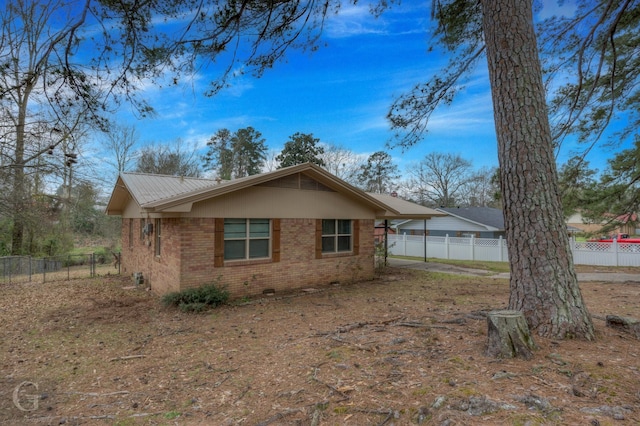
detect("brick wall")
(122, 217), (375, 298)
(120, 218), (181, 294)
(179, 217), (375, 299)
(120, 218), (151, 282)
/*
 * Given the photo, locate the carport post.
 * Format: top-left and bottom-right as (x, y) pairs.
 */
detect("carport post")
(424, 219), (427, 263)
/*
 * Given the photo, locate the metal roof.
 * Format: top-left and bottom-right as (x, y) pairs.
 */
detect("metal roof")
(120, 173), (220, 205)
(105, 173), (220, 215)
(367, 193), (446, 219)
(105, 163), (445, 220)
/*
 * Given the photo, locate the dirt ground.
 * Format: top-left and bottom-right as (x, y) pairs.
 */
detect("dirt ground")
(1, 264), (639, 425)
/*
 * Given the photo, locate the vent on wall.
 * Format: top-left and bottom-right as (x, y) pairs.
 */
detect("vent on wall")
(143, 223), (153, 235)
(133, 272), (144, 285)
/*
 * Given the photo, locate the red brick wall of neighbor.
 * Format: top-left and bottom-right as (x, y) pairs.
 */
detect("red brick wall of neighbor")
(121, 217), (375, 298)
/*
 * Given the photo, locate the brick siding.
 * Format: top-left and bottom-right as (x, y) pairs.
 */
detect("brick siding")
(122, 217), (375, 298)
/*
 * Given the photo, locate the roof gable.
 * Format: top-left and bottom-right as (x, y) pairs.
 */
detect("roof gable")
(105, 173), (219, 215)
(105, 163), (444, 219)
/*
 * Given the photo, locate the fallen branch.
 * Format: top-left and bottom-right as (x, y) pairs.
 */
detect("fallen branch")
(311, 367), (350, 401)
(255, 408), (305, 426)
(130, 412), (164, 418)
(235, 385), (251, 403)
(109, 355), (145, 362)
(352, 407), (395, 425)
(66, 391), (130, 397)
(393, 321), (430, 328)
(315, 316), (404, 336)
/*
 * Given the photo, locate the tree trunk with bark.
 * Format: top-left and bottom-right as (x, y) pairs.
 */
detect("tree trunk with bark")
(480, 0), (594, 339)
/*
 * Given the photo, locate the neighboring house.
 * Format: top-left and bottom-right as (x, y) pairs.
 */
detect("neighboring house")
(565, 212), (603, 234)
(395, 207), (506, 239)
(566, 212), (639, 236)
(105, 163), (443, 297)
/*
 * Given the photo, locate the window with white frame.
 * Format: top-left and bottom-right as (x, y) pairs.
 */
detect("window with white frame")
(224, 219), (270, 260)
(322, 219), (352, 253)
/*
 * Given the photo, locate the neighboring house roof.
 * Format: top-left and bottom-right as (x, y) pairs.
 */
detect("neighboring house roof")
(436, 207), (505, 231)
(368, 193), (446, 220)
(106, 163), (444, 220)
(567, 211), (638, 225)
(612, 212), (638, 224)
(567, 225), (583, 233)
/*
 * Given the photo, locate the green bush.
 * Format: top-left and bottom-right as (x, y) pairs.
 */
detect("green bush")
(162, 283), (230, 312)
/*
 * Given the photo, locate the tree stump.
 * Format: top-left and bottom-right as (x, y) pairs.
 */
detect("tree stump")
(486, 310), (537, 359)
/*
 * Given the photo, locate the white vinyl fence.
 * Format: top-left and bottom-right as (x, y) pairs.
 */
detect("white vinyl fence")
(386, 234), (640, 267)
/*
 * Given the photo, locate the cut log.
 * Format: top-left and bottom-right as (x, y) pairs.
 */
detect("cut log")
(486, 310), (537, 359)
(606, 315), (640, 339)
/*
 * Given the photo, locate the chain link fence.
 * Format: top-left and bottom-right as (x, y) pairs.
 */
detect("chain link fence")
(0, 252), (121, 284)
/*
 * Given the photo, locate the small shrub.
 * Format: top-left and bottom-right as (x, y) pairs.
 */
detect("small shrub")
(162, 283), (230, 312)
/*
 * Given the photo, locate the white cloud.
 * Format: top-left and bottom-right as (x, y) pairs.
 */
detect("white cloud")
(537, 0), (577, 20)
(324, 2), (390, 38)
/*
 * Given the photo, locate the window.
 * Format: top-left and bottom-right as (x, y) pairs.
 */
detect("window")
(128, 219), (133, 248)
(154, 219), (161, 256)
(224, 219), (270, 260)
(322, 219), (352, 253)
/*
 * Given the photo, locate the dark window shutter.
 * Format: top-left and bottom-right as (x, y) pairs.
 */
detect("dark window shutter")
(315, 219), (323, 259)
(214, 218), (224, 267)
(353, 219), (360, 255)
(272, 219), (281, 262)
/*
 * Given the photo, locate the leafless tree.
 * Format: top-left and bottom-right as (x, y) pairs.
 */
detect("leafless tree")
(319, 143), (365, 186)
(405, 152), (473, 207)
(101, 124), (139, 178)
(135, 140), (202, 177)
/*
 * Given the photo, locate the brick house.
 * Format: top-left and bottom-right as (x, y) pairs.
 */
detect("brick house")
(106, 163), (442, 298)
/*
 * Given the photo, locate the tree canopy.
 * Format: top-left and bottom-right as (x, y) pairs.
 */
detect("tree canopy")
(276, 133), (325, 168)
(203, 127), (267, 179)
(356, 151), (400, 194)
(135, 141), (202, 177)
(569, 139), (640, 232)
(541, 1), (640, 153)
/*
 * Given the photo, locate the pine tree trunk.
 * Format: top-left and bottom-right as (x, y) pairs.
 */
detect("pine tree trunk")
(479, 0), (594, 339)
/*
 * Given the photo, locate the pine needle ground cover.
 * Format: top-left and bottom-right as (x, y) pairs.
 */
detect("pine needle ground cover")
(1, 266), (639, 425)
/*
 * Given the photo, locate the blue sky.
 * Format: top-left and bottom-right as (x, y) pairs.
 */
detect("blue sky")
(108, 0), (614, 179)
